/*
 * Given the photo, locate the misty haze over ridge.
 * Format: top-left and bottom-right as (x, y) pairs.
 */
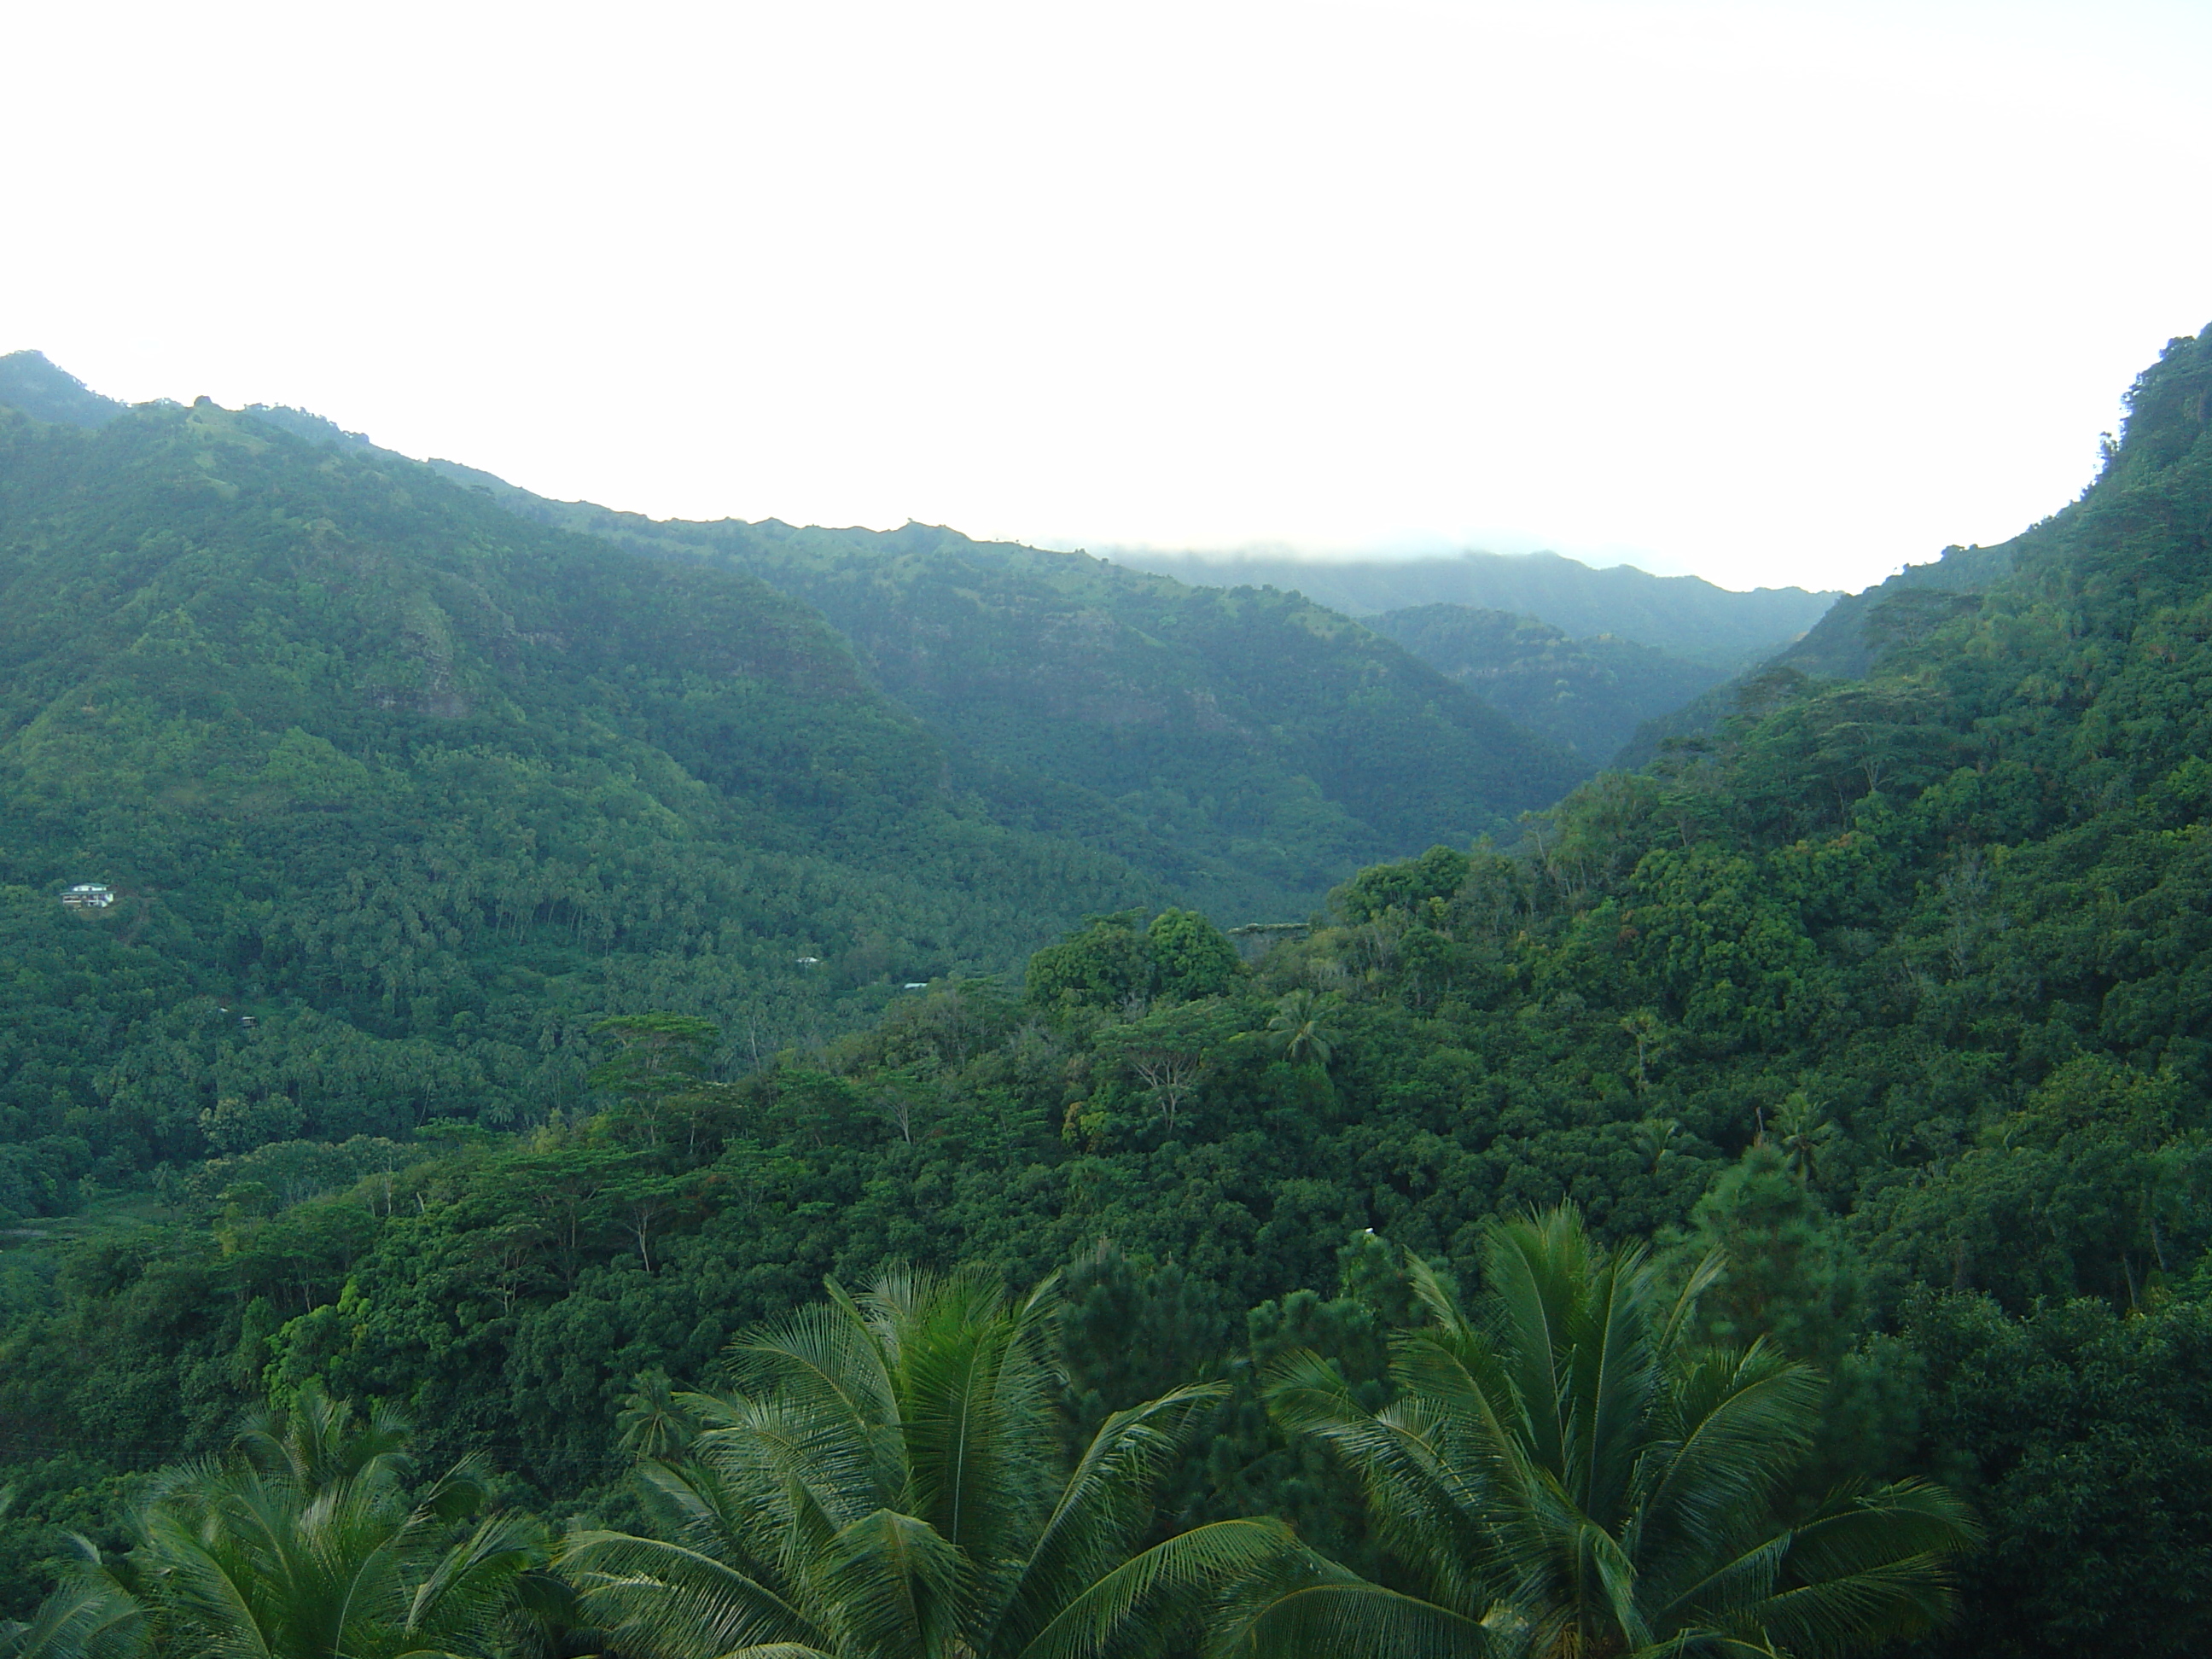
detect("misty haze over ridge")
(1102, 546), (1840, 672)
(1, 346), (1836, 784)
(0, 348), (1839, 681)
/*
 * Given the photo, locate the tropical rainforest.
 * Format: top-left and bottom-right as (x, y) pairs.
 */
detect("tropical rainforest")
(1, 323), (2210, 1658)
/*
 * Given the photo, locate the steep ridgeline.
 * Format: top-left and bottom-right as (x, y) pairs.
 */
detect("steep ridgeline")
(1365, 603), (1728, 765)
(425, 476), (1585, 918)
(1106, 547), (1837, 671)
(0, 352), (129, 428)
(1615, 541), (2021, 767)
(0, 370), (1169, 1176)
(1767, 542), (2016, 682)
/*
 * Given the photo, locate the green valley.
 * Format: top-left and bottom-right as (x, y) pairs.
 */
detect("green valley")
(421, 480), (1586, 917)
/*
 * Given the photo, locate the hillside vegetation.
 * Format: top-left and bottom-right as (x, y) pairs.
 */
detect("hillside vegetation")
(40, 360), (1591, 922)
(434, 480), (1584, 917)
(0, 384), (1168, 1184)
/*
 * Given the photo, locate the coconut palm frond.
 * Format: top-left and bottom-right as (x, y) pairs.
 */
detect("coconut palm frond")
(0, 1557), (149, 1659)
(1270, 1348), (1512, 1613)
(894, 1277), (1060, 1565)
(1708, 1481), (1979, 1658)
(404, 1509), (549, 1650)
(989, 1384), (1230, 1656)
(1637, 1345), (1825, 1578)
(818, 1509), (965, 1659)
(595, 1271), (1283, 1659)
(1251, 1206), (1974, 1659)
(560, 1528), (829, 1658)
(1209, 1575), (1488, 1659)
(1016, 1520), (1301, 1659)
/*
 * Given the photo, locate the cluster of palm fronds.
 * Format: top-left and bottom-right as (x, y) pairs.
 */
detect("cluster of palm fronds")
(0, 1384), (556, 1659)
(3, 1208), (1973, 1659)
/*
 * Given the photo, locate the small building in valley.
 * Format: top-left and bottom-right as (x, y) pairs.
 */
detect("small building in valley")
(60, 883), (115, 909)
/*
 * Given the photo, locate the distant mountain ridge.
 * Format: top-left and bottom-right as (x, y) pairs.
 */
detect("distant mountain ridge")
(1367, 604), (1730, 765)
(1766, 542), (2015, 681)
(1103, 548), (1837, 670)
(0, 347), (1593, 929)
(0, 352), (1699, 930)
(1614, 543), (2022, 767)
(422, 473), (1586, 917)
(0, 352), (130, 428)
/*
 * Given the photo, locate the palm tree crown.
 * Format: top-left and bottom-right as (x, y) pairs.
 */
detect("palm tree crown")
(564, 1266), (1294, 1659)
(1262, 991), (1336, 1070)
(3, 1382), (544, 1659)
(1217, 1206), (1976, 1659)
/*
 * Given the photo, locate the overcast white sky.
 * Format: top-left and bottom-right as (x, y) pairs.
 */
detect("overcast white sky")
(4, 1), (2208, 593)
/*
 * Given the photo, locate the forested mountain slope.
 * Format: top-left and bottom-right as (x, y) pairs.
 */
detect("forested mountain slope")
(1109, 546), (1837, 668)
(431, 482), (1583, 917)
(5, 329), (2212, 1653)
(1767, 539), (2017, 682)
(1616, 529), (2033, 769)
(0, 389), (1168, 1181)
(0, 352), (127, 430)
(1367, 602), (1727, 763)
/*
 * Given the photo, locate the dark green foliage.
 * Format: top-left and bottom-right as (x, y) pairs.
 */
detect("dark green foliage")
(1057, 1242), (1234, 1441)
(1615, 544), (2016, 768)
(560, 1267), (1295, 1659)
(0, 1138), (90, 1225)
(1903, 1289), (2212, 1658)
(9, 1381), (544, 1659)
(1778, 544), (2016, 683)
(1146, 909), (1247, 1002)
(1024, 909), (1244, 1011)
(1024, 912), (1163, 1012)
(1330, 844), (1469, 924)
(1689, 1143), (1863, 1367)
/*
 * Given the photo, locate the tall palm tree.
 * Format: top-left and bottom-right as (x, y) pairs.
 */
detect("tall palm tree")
(2, 1382), (544, 1659)
(1263, 990), (1336, 1070)
(1768, 1093), (1840, 1189)
(563, 1266), (1295, 1659)
(1214, 1207), (1976, 1658)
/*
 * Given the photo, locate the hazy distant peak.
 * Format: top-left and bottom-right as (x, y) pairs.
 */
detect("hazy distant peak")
(1113, 544), (1834, 597)
(0, 359), (395, 460)
(241, 403), (377, 452)
(1103, 546), (1837, 671)
(0, 351), (129, 428)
